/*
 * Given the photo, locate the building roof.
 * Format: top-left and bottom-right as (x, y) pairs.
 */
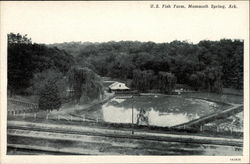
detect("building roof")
(103, 81), (116, 88)
(109, 82), (130, 90)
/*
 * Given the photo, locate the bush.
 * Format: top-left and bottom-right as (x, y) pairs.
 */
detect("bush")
(38, 80), (61, 111)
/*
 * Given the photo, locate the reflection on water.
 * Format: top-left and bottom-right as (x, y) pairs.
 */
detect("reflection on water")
(101, 104), (199, 127)
(86, 95), (227, 127)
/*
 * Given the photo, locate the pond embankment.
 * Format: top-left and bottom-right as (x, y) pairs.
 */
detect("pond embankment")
(173, 104), (243, 128)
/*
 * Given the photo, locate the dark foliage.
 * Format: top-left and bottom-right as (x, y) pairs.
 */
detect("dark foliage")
(8, 33), (243, 96)
(8, 33), (74, 95)
(51, 39), (243, 92)
(67, 66), (104, 104)
(38, 80), (61, 110)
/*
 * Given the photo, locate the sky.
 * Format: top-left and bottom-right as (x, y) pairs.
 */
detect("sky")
(1, 1), (249, 44)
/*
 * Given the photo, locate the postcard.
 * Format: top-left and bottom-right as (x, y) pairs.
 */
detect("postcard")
(0, 1), (249, 163)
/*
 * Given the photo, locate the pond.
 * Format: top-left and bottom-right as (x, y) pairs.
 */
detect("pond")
(84, 95), (230, 127)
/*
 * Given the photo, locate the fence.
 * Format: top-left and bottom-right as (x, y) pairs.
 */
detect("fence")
(8, 99), (39, 116)
(7, 111), (243, 139)
(7, 96), (242, 137)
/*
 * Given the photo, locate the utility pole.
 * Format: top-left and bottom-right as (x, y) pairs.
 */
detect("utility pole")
(132, 96), (134, 134)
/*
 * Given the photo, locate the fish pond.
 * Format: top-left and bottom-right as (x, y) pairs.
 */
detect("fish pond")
(84, 95), (230, 127)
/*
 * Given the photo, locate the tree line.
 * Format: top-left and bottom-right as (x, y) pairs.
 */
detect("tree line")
(8, 33), (103, 110)
(50, 39), (243, 93)
(8, 33), (243, 110)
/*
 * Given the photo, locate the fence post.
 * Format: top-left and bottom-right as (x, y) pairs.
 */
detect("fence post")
(70, 116), (72, 121)
(217, 126), (219, 132)
(23, 112), (25, 119)
(46, 113), (49, 120)
(200, 125), (203, 132)
(34, 113), (36, 119)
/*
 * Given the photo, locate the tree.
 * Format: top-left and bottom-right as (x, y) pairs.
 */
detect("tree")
(28, 69), (66, 97)
(8, 33), (32, 44)
(67, 67), (104, 104)
(8, 35), (34, 96)
(21, 38), (243, 93)
(204, 67), (223, 93)
(132, 69), (155, 92)
(158, 72), (177, 94)
(189, 74), (200, 91)
(8, 33), (74, 96)
(38, 80), (61, 111)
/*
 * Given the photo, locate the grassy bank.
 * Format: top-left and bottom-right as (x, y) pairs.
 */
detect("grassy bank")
(7, 90), (243, 138)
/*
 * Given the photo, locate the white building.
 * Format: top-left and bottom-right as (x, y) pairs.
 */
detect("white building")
(108, 82), (130, 92)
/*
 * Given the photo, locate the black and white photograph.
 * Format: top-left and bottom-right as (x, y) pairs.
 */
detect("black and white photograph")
(0, 1), (249, 163)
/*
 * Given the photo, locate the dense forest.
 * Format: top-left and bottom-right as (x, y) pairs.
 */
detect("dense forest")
(50, 39), (243, 93)
(8, 33), (104, 106)
(8, 33), (74, 99)
(8, 33), (243, 101)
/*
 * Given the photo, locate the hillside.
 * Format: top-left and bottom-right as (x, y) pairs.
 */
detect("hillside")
(49, 40), (243, 92)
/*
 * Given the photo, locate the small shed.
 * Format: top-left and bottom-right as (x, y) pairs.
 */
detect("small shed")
(108, 82), (130, 92)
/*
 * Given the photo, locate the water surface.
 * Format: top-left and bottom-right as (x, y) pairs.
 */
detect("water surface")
(85, 95), (228, 127)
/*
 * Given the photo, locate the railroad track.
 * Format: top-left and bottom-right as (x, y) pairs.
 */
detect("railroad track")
(7, 127), (243, 155)
(7, 121), (243, 147)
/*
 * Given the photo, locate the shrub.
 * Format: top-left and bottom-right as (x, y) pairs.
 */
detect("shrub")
(38, 80), (61, 111)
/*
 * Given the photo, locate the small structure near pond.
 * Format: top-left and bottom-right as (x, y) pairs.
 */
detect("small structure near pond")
(108, 82), (130, 93)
